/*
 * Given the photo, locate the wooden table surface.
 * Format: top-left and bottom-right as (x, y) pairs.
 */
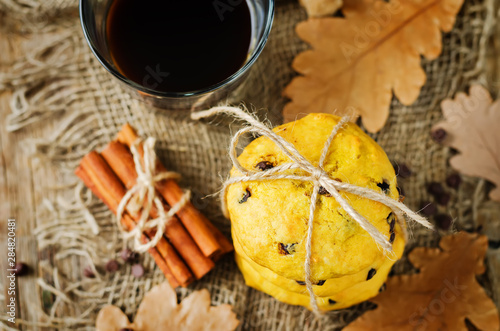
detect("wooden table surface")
(1, 13), (500, 331)
(0, 27), (71, 330)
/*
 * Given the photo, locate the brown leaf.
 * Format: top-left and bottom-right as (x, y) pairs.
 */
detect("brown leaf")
(344, 232), (500, 331)
(299, 0), (343, 17)
(96, 305), (132, 331)
(283, 0), (464, 133)
(433, 85), (500, 202)
(96, 282), (239, 331)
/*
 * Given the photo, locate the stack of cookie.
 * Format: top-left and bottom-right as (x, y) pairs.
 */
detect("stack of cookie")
(226, 114), (405, 311)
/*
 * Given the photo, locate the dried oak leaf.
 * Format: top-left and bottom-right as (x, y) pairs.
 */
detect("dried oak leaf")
(433, 85), (500, 202)
(299, 0), (343, 17)
(96, 282), (239, 331)
(283, 0), (464, 133)
(344, 232), (499, 331)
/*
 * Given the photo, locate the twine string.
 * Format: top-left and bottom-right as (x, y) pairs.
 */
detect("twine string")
(192, 106), (433, 313)
(116, 137), (191, 253)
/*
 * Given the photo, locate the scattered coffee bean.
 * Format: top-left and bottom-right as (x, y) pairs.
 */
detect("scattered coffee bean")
(389, 232), (396, 244)
(83, 266), (95, 278)
(434, 214), (453, 230)
(431, 128), (447, 143)
(120, 248), (138, 264)
(131, 264), (144, 278)
(395, 163), (412, 178)
(239, 189), (251, 204)
(315, 280), (326, 286)
(446, 173), (462, 189)
(13, 262), (28, 276)
(366, 268), (377, 280)
(488, 240), (500, 249)
(377, 180), (390, 194)
(328, 299), (337, 305)
(255, 161), (274, 171)
(436, 192), (451, 206)
(427, 182), (444, 196)
(278, 243), (297, 255)
(420, 201), (437, 216)
(296, 280), (306, 285)
(105, 260), (120, 273)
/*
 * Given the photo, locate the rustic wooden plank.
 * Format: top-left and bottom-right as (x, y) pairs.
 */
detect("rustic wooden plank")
(0, 25), (90, 329)
(0, 236), (39, 329)
(0, 29), (60, 330)
(0, 29), (25, 331)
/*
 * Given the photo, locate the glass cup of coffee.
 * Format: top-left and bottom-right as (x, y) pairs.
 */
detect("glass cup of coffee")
(80, 0), (274, 110)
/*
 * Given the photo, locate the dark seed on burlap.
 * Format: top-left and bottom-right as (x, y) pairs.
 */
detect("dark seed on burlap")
(428, 182), (445, 196)
(395, 163), (412, 178)
(436, 192), (451, 206)
(131, 264), (145, 278)
(435, 214), (453, 230)
(13, 262), (28, 276)
(446, 174), (462, 189)
(106, 260), (120, 273)
(420, 201), (438, 216)
(83, 266), (95, 278)
(120, 248), (138, 264)
(0, 0), (497, 330)
(431, 128), (447, 143)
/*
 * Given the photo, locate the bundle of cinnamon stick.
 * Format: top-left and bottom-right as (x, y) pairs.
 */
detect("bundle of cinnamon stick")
(75, 124), (233, 288)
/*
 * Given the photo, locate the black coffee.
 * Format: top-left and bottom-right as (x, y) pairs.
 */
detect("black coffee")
(106, 0), (252, 93)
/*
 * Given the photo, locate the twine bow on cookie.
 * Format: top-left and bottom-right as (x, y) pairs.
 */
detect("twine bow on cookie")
(192, 106), (433, 313)
(116, 137), (191, 253)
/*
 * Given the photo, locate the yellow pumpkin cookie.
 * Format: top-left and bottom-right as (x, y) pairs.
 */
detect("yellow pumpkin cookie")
(232, 217), (404, 298)
(227, 113), (400, 281)
(235, 250), (396, 311)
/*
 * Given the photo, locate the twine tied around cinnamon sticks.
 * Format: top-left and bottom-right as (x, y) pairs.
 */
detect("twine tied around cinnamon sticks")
(76, 124), (234, 288)
(192, 106), (434, 313)
(116, 137), (191, 253)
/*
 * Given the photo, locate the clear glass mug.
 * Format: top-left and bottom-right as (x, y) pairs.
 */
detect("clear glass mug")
(79, 0), (274, 110)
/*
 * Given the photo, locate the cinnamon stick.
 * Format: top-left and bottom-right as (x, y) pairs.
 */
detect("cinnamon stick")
(75, 166), (179, 288)
(117, 124), (233, 257)
(77, 151), (194, 286)
(141, 237), (179, 288)
(201, 220), (233, 259)
(102, 141), (215, 279)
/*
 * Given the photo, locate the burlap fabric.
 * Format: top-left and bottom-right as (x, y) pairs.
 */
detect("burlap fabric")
(0, 0), (498, 330)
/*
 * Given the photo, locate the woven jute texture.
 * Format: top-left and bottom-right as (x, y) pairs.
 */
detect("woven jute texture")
(0, 0), (498, 330)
